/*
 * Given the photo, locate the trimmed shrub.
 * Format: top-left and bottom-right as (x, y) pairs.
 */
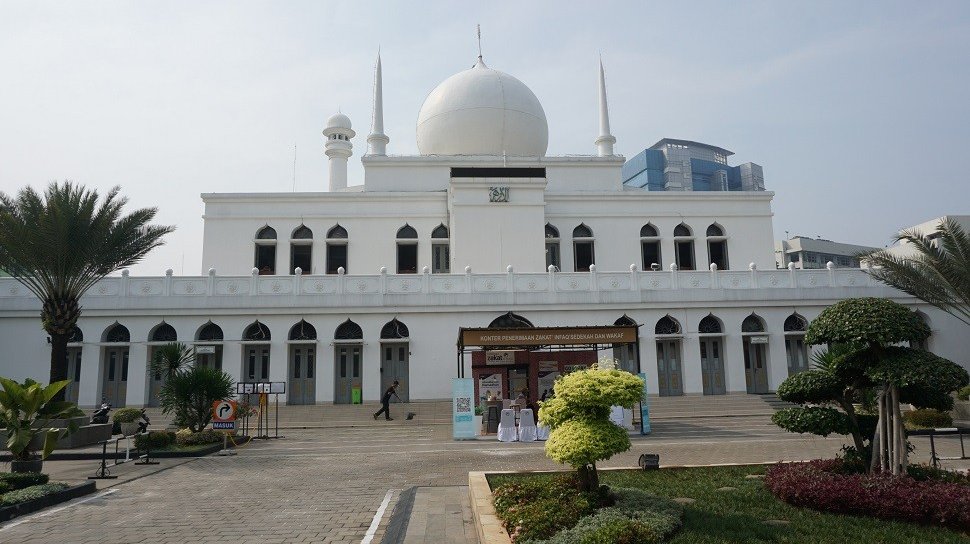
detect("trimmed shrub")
(0, 482), (69, 506)
(174, 428), (225, 447)
(765, 460), (970, 530)
(134, 430), (176, 450)
(529, 488), (682, 544)
(112, 407), (142, 423)
(0, 471), (50, 491)
(771, 406), (852, 437)
(958, 385), (970, 401)
(904, 408), (953, 429)
(906, 464), (970, 484)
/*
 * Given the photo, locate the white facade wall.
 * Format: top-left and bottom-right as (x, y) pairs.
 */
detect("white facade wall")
(1, 270), (964, 407)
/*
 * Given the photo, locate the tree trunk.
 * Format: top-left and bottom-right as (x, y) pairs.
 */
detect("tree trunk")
(577, 463), (599, 493)
(836, 397), (866, 456)
(870, 389), (886, 473)
(48, 332), (70, 402)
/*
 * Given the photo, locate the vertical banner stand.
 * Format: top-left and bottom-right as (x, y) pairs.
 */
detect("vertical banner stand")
(452, 378), (476, 440)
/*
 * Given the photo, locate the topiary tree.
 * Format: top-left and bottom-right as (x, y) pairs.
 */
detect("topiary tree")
(773, 297), (968, 475)
(539, 358), (644, 492)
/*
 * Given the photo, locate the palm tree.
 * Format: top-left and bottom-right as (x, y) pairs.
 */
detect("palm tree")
(151, 342), (195, 379)
(0, 182), (173, 400)
(863, 217), (970, 326)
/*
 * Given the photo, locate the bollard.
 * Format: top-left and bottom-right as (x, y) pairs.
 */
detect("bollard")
(89, 440), (118, 480)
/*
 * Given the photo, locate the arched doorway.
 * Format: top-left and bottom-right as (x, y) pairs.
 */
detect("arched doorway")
(288, 320), (317, 405)
(698, 314), (726, 395)
(742, 314), (769, 394)
(101, 323), (130, 406)
(195, 322), (224, 370)
(380, 319), (410, 402)
(783, 313), (809, 375)
(146, 322), (177, 407)
(334, 320), (363, 404)
(655, 316), (684, 396)
(242, 321), (271, 382)
(613, 315), (639, 374)
(65, 325), (83, 405)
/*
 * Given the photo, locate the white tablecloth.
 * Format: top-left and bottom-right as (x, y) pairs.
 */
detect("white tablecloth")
(497, 409), (517, 442)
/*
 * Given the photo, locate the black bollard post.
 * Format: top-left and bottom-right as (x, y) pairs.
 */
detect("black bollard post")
(89, 440), (118, 479)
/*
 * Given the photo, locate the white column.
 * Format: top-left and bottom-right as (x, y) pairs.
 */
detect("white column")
(77, 342), (102, 408)
(125, 344), (150, 407)
(269, 339), (288, 404)
(767, 332), (790, 391)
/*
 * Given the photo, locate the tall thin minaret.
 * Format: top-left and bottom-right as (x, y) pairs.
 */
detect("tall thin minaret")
(324, 112), (355, 191)
(367, 52), (389, 156)
(595, 58), (616, 157)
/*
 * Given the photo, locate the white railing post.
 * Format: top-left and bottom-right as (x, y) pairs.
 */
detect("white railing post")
(422, 266), (430, 293)
(548, 265), (557, 293)
(120, 269), (130, 297)
(380, 266), (387, 294)
(337, 267), (345, 294)
(629, 264), (639, 291)
(669, 263), (678, 289)
(464, 266), (472, 293)
(589, 264), (598, 292)
(827, 261), (835, 286)
(294, 267), (302, 296)
(788, 262), (796, 288)
(506, 265), (514, 294)
(250, 267), (259, 294)
(207, 268), (215, 296)
(164, 269), (173, 296)
(748, 262), (757, 288)
(709, 262), (718, 288)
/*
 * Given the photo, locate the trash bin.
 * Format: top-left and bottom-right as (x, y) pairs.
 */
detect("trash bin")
(352, 388), (362, 404)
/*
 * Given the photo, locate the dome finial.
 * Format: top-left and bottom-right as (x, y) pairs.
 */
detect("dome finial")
(476, 24), (483, 62)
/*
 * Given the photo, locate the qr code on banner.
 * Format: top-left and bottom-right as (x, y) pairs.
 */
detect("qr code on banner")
(456, 397), (471, 413)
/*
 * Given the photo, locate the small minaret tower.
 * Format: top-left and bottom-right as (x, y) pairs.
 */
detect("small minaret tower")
(595, 58), (616, 157)
(367, 52), (389, 156)
(323, 112), (355, 191)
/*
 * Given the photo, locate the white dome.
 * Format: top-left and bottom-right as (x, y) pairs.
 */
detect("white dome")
(416, 59), (548, 156)
(326, 112), (352, 130)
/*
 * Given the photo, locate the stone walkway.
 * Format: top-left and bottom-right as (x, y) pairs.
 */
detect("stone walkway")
(0, 415), (966, 543)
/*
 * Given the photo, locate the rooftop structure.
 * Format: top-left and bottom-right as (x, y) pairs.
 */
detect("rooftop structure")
(775, 236), (879, 269)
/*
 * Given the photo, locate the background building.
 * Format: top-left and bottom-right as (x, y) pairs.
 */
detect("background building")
(622, 139), (765, 192)
(775, 236), (878, 269)
(879, 215), (970, 260)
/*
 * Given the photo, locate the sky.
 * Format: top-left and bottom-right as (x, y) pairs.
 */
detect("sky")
(1, 1), (969, 275)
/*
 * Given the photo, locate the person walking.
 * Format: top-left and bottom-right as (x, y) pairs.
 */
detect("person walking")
(373, 380), (401, 421)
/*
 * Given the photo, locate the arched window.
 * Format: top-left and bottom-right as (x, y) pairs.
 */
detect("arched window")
(431, 224), (450, 274)
(545, 224), (561, 271)
(104, 323), (130, 343)
(288, 320), (317, 341)
(655, 315), (681, 335)
(640, 223), (661, 271)
(243, 321), (271, 342)
(290, 225), (313, 275)
(68, 325), (83, 344)
(673, 223), (695, 270)
(380, 318), (410, 339)
(783, 314), (808, 332)
(698, 314), (723, 334)
(741, 314), (765, 333)
(335, 319), (363, 340)
(326, 224), (348, 274)
(572, 224), (595, 271)
(254, 226), (278, 274)
(150, 323), (177, 342)
(397, 224), (418, 274)
(706, 223), (728, 270)
(488, 312), (534, 329)
(197, 322), (224, 342)
(615, 314), (637, 327)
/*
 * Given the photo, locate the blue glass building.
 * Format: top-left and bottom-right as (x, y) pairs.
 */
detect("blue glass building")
(622, 139), (765, 192)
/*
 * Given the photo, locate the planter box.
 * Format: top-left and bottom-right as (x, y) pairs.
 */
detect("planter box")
(0, 481), (97, 523)
(468, 472), (513, 544)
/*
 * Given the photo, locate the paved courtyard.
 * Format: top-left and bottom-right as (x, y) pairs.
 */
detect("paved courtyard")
(1, 415), (967, 543)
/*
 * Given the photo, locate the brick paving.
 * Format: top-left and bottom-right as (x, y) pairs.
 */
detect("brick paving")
(1, 415), (967, 543)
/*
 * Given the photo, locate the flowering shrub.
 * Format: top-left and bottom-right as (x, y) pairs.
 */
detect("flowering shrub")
(491, 474), (600, 542)
(765, 460), (970, 530)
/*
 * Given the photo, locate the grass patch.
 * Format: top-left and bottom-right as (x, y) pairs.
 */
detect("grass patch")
(489, 466), (969, 543)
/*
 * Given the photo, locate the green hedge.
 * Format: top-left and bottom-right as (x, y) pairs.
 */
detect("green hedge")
(175, 429), (226, 447)
(532, 487), (682, 544)
(134, 430), (176, 450)
(112, 407), (143, 423)
(903, 409), (953, 429)
(957, 385), (970, 401)
(0, 483), (69, 507)
(0, 472), (49, 492)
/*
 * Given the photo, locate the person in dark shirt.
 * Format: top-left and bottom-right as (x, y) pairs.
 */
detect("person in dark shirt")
(373, 380), (401, 421)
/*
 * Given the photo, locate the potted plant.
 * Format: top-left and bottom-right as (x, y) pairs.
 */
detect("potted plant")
(0, 377), (78, 473)
(113, 407), (143, 436)
(474, 405), (484, 435)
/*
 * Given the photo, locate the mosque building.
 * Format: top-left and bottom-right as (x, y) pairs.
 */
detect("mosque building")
(0, 49), (963, 409)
